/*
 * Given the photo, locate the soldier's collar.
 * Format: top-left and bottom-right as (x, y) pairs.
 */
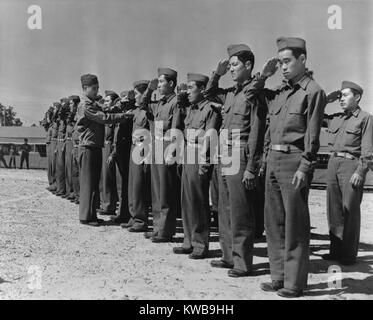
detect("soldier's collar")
(160, 92), (176, 103)
(234, 76), (254, 92)
(282, 73), (311, 90)
(345, 106), (361, 118)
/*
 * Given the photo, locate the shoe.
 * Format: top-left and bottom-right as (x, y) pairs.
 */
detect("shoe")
(128, 225), (148, 232)
(322, 253), (340, 261)
(277, 288), (303, 298)
(144, 231), (156, 239)
(120, 221), (134, 228)
(189, 251), (208, 260)
(228, 269), (251, 278)
(110, 216), (125, 224)
(75, 200), (79, 205)
(151, 236), (173, 243)
(210, 260), (234, 269)
(173, 247), (193, 255)
(67, 195), (75, 200)
(80, 220), (100, 227)
(260, 281), (284, 292)
(56, 192), (65, 197)
(61, 194), (69, 198)
(97, 209), (116, 216)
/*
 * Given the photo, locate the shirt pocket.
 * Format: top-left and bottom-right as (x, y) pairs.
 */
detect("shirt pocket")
(287, 104), (307, 133)
(344, 119), (361, 147)
(327, 120), (341, 146)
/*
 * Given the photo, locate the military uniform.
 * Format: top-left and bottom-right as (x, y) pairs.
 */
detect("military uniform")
(64, 118), (75, 198)
(50, 113), (59, 192)
(76, 74), (133, 223)
(324, 81), (373, 264)
(71, 116), (80, 203)
(205, 44), (267, 274)
(100, 123), (119, 214)
(179, 73), (222, 257)
(46, 122), (54, 187)
(19, 142), (32, 169)
(127, 89), (152, 230)
(56, 116), (67, 195)
(140, 68), (184, 241)
(262, 37), (326, 293)
(110, 109), (134, 223)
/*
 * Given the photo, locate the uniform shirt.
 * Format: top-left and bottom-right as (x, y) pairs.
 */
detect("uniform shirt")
(104, 124), (116, 144)
(57, 119), (66, 140)
(183, 99), (222, 166)
(324, 107), (373, 177)
(204, 72), (267, 173)
(51, 121), (59, 140)
(263, 74), (326, 173)
(140, 91), (184, 140)
(76, 94), (132, 149)
(46, 125), (53, 144)
(110, 117), (133, 160)
(65, 122), (74, 141)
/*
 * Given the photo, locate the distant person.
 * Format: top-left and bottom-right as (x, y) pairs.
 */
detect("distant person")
(8, 145), (17, 168)
(0, 146), (8, 168)
(19, 138), (32, 169)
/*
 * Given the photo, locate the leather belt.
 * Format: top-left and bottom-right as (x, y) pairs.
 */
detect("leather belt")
(155, 136), (172, 142)
(57, 138), (64, 142)
(332, 152), (356, 160)
(104, 140), (112, 145)
(271, 144), (301, 153)
(65, 138), (72, 141)
(225, 139), (247, 147)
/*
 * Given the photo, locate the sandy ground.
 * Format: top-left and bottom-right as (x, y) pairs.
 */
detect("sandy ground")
(0, 168), (372, 300)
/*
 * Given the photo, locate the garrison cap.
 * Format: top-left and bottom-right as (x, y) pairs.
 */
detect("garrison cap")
(120, 90), (129, 98)
(276, 37), (306, 52)
(80, 74), (99, 86)
(60, 97), (70, 104)
(157, 67), (177, 78)
(341, 81), (363, 95)
(104, 90), (119, 97)
(53, 102), (61, 108)
(187, 73), (209, 85)
(133, 80), (150, 89)
(69, 95), (80, 103)
(227, 44), (252, 58)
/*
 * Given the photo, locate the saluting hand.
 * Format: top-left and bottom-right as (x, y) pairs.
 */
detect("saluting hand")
(242, 170), (257, 190)
(177, 83), (188, 94)
(216, 59), (230, 76)
(350, 172), (363, 188)
(326, 90), (341, 104)
(127, 90), (135, 101)
(261, 57), (279, 78)
(292, 170), (307, 190)
(148, 78), (159, 91)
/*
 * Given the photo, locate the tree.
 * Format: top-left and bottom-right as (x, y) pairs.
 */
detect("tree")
(0, 103), (23, 126)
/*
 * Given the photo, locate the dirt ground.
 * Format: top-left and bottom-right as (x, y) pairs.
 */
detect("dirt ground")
(0, 168), (372, 300)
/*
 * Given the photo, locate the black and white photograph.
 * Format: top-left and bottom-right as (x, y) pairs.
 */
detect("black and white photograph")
(0, 0), (372, 307)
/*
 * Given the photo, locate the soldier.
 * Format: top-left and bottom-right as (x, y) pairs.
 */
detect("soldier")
(55, 99), (69, 196)
(322, 81), (373, 265)
(205, 44), (268, 277)
(19, 138), (32, 169)
(98, 90), (120, 216)
(173, 73), (221, 259)
(122, 82), (152, 232)
(259, 37), (326, 298)
(107, 91), (136, 225)
(44, 108), (55, 190)
(0, 146), (8, 168)
(76, 74), (133, 226)
(68, 95), (81, 203)
(140, 68), (185, 243)
(49, 103), (60, 193)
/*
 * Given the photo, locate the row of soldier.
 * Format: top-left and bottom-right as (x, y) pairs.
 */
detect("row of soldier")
(41, 36), (373, 298)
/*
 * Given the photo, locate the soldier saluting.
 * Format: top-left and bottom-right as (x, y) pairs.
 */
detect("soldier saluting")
(259, 37), (326, 298)
(323, 81), (373, 265)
